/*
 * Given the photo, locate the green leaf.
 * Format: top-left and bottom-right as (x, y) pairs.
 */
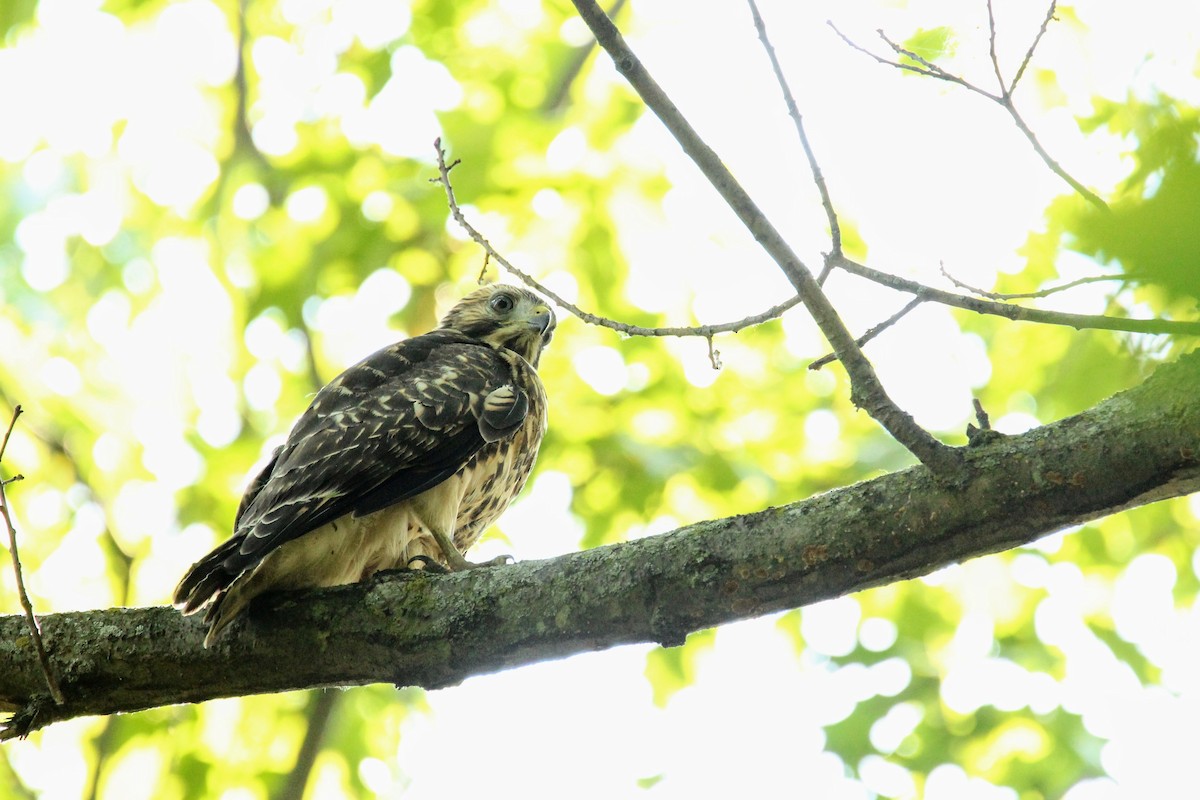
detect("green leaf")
(900, 27), (956, 67)
(0, 0), (35, 42)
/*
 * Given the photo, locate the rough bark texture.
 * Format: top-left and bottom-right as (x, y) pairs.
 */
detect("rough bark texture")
(2, 352), (1198, 737)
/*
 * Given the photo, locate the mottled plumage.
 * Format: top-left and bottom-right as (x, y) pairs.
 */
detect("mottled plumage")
(174, 285), (554, 645)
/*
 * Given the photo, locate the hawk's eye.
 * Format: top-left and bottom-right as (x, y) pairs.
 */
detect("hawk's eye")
(490, 293), (515, 314)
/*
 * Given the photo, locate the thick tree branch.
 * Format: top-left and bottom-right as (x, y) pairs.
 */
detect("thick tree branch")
(4, 352), (1199, 738)
(568, 0), (962, 477)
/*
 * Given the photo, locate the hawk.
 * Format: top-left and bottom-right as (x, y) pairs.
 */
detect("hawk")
(174, 284), (555, 646)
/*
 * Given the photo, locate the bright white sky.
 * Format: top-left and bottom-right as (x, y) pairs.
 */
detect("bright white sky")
(4, 0), (1200, 798)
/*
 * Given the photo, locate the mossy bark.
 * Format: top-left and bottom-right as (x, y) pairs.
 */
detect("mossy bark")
(2, 353), (1198, 737)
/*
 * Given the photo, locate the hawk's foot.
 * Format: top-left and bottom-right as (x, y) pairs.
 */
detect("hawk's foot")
(460, 553), (514, 570)
(406, 555), (449, 574)
(407, 552), (513, 573)
(428, 526), (514, 571)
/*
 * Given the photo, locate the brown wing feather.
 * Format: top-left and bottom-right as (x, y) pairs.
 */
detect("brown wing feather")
(174, 330), (524, 611)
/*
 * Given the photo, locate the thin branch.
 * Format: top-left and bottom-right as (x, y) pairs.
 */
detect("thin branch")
(231, 0), (272, 176)
(830, 7), (1108, 210)
(1011, 1), (1057, 95)
(1003, 104), (1107, 209)
(543, 0), (628, 112)
(1, 405), (65, 707)
(0, 387), (131, 780)
(431, 140), (804, 340)
(939, 264), (1122, 301)
(828, 22), (965, 83)
(868, 27), (998, 99)
(985, 0), (1007, 97)
(746, 0), (841, 254)
(0, 384), (134, 602)
(569, 0), (962, 478)
(877, 31), (947, 76)
(830, 253), (1200, 337)
(84, 717), (119, 800)
(274, 690), (339, 800)
(809, 297), (925, 370)
(817, 257), (836, 286)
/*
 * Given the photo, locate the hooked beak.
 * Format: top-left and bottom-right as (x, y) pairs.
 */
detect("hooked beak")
(528, 308), (553, 335)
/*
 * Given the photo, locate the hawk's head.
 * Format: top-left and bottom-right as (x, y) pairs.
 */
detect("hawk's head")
(440, 285), (556, 367)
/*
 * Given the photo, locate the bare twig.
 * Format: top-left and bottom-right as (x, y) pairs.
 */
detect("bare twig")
(809, 297), (925, 370)
(569, 0), (962, 478)
(817, 257), (836, 286)
(985, 0), (1007, 96)
(1010, 1), (1057, 95)
(0, 386), (130, 771)
(746, 0), (841, 253)
(432, 140), (804, 340)
(939, 263), (1122, 301)
(706, 336), (722, 370)
(1, 405), (65, 706)
(830, 3), (1107, 210)
(0, 385), (133, 601)
(864, 26), (995, 97)
(1003, 105), (1107, 209)
(831, 253), (1200, 337)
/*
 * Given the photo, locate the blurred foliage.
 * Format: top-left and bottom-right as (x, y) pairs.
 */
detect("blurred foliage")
(1074, 96), (1200, 306)
(0, 0), (1198, 798)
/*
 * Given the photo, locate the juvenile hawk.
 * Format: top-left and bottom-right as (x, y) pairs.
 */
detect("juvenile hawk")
(175, 285), (555, 646)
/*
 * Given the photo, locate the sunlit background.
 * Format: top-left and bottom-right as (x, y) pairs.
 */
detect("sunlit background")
(2, 0), (1199, 797)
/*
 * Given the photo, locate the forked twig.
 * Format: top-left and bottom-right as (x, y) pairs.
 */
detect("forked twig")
(939, 264), (1123, 301)
(829, 1), (1107, 210)
(809, 297), (925, 370)
(1010, 0), (1058, 94)
(746, 0), (841, 253)
(1, 405), (65, 706)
